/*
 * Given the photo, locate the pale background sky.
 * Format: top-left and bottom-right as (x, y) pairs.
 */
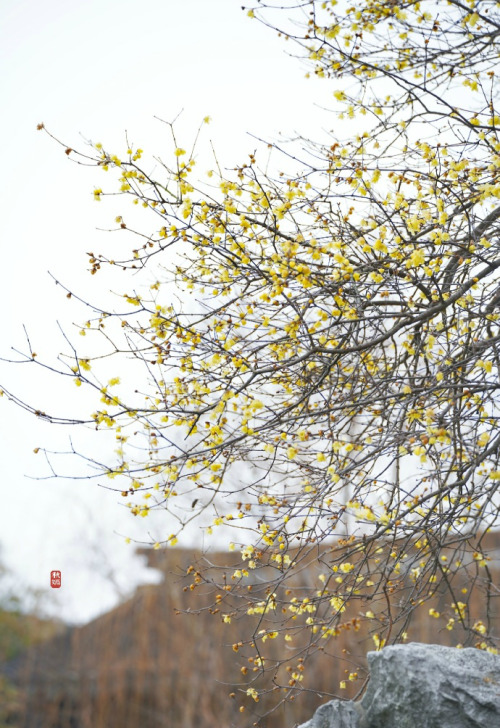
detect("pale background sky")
(0, 0), (339, 623)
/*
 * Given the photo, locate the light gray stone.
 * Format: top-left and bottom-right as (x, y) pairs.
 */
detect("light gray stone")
(298, 699), (359, 728)
(297, 643), (500, 728)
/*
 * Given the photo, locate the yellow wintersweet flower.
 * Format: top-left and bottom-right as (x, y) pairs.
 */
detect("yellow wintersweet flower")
(407, 248), (425, 268)
(339, 562), (354, 573)
(477, 432), (490, 447)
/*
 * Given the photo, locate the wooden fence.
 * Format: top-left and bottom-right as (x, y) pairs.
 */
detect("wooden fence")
(2, 532), (499, 728)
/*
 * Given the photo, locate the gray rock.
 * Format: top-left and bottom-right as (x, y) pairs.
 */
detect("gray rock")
(298, 643), (500, 728)
(298, 699), (360, 728)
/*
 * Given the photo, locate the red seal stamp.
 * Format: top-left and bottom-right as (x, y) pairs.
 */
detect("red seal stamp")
(50, 570), (61, 589)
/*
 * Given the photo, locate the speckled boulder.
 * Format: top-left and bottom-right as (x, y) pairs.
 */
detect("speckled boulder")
(298, 643), (500, 728)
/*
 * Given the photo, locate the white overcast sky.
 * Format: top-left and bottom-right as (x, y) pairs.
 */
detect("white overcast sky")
(0, 0), (339, 623)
